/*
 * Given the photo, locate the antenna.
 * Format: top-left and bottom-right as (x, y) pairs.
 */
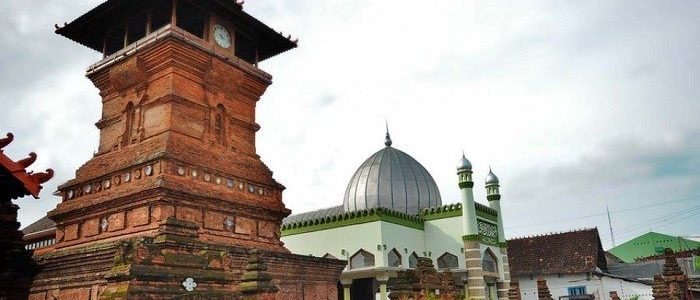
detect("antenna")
(607, 205), (616, 248)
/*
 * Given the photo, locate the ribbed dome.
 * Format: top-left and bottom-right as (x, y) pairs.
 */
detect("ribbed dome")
(343, 136), (442, 214)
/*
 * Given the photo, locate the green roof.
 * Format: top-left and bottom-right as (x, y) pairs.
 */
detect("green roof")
(608, 232), (700, 262)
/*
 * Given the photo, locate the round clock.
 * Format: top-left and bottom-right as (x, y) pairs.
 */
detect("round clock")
(212, 24), (231, 49)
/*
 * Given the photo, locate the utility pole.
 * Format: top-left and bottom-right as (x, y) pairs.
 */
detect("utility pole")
(607, 206), (616, 248)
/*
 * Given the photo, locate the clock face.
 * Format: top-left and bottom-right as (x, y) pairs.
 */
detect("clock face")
(213, 24), (231, 49)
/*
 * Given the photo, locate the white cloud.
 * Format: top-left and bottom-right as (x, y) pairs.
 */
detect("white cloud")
(2, 0), (699, 249)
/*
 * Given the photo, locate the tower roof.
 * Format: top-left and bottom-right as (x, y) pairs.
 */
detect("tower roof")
(343, 133), (441, 214)
(457, 152), (472, 172)
(485, 168), (499, 185)
(55, 0), (296, 62)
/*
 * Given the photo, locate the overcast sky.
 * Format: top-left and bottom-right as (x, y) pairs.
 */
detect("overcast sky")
(2, 1), (699, 249)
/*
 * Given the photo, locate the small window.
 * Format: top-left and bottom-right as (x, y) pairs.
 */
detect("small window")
(388, 249), (402, 267)
(409, 252), (419, 268)
(483, 249), (498, 273)
(350, 249), (375, 269)
(437, 252), (459, 270)
(567, 286), (586, 296)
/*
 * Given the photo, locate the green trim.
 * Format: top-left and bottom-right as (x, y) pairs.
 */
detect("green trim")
(486, 194), (501, 201)
(475, 202), (498, 222)
(281, 207), (423, 236)
(421, 203), (462, 221)
(458, 182), (474, 189)
(462, 234), (480, 241)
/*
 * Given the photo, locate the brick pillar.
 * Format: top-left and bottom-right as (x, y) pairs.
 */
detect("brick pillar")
(653, 274), (670, 300)
(464, 240), (486, 300)
(610, 291), (621, 300)
(508, 281), (521, 300)
(661, 248), (690, 300)
(536, 278), (553, 300)
(497, 247), (511, 300)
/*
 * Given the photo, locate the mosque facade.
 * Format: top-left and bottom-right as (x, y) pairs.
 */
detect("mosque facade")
(281, 132), (511, 300)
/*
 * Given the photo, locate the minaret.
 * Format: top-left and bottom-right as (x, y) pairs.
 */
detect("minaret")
(457, 153), (477, 237)
(485, 168), (505, 244)
(458, 153), (486, 300)
(486, 168), (511, 300)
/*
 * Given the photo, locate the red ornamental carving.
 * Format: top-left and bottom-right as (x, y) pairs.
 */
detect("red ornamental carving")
(0, 132), (54, 200)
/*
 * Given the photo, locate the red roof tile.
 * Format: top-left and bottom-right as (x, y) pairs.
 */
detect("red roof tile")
(507, 228), (607, 276)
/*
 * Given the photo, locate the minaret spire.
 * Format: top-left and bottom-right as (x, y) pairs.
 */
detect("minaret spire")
(384, 120), (392, 147)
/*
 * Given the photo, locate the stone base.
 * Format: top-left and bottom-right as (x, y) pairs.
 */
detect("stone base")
(28, 218), (345, 299)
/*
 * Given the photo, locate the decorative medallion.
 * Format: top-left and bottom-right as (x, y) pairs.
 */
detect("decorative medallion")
(67, 190), (74, 199)
(204, 174), (211, 182)
(95, 182), (102, 192)
(177, 166), (185, 176)
(114, 176), (121, 185)
(144, 165), (153, 176)
(238, 182), (244, 190)
(100, 218), (109, 231)
(227, 179), (234, 188)
(123, 172), (131, 182)
(134, 169), (142, 179)
(84, 185), (92, 194)
(215, 177), (222, 184)
(258, 188), (264, 195)
(191, 170), (197, 177)
(182, 278), (197, 292)
(224, 217), (234, 230)
(248, 185), (255, 193)
(104, 179), (111, 189)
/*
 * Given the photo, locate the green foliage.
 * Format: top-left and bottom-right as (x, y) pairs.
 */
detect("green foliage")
(626, 296), (639, 300)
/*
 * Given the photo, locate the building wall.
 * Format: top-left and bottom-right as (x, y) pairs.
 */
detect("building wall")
(282, 220), (428, 269)
(424, 216), (465, 268)
(516, 274), (652, 300)
(379, 221), (427, 267)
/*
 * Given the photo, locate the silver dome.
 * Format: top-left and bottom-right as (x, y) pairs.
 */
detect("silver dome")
(343, 138), (441, 214)
(485, 168), (499, 185)
(457, 153), (472, 171)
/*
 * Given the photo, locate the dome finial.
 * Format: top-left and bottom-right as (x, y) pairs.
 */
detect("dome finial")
(384, 120), (392, 147)
(485, 166), (499, 185)
(457, 151), (472, 171)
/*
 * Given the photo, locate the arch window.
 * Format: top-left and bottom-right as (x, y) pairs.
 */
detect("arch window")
(437, 252), (459, 270)
(483, 249), (498, 273)
(409, 252), (419, 268)
(388, 249), (402, 267)
(350, 249), (375, 269)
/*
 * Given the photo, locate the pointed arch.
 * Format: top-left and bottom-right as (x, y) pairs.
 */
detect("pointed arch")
(388, 248), (402, 267)
(409, 252), (420, 268)
(482, 248), (498, 273)
(350, 249), (375, 269)
(437, 252), (459, 270)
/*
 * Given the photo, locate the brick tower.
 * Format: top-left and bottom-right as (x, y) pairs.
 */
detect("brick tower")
(29, 1), (344, 299)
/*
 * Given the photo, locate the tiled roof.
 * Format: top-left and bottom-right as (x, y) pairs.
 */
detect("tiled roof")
(22, 215), (56, 235)
(282, 205), (344, 225)
(507, 228), (607, 276)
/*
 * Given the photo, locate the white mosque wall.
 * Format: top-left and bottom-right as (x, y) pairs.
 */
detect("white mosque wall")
(424, 216), (466, 269)
(282, 221), (384, 268)
(516, 274), (652, 300)
(379, 221), (427, 267)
